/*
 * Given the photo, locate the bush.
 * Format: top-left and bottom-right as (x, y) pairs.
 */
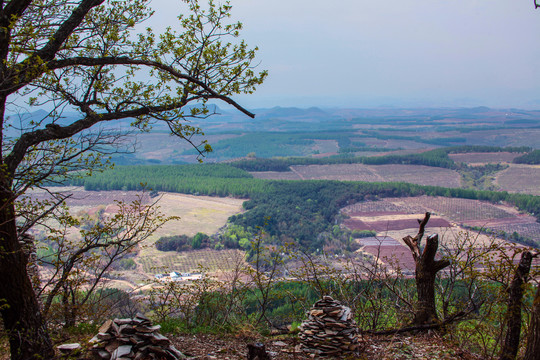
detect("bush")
(351, 230), (377, 238)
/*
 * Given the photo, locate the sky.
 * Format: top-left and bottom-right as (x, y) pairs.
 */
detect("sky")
(151, 0), (540, 109)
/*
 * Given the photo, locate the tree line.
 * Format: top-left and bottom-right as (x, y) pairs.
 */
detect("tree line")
(228, 145), (532, 172)
(61, 163), (540, 252)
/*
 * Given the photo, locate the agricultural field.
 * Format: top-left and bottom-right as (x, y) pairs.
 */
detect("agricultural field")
(448, 152), (521, 165)
(341, 196), (540, 270)
(459, 128), (540, 148)
(134, 132), (240, 164)
(251, 164), (462, 188)
(137, 249), (245, 274)
(495, 164), (540, 196)
(29, 187), (246, 285)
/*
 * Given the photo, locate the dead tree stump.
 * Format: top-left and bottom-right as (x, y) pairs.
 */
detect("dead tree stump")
(403, 212), (450, 325)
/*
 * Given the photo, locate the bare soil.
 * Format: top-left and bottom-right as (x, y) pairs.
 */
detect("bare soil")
(166, 332), (483, 360)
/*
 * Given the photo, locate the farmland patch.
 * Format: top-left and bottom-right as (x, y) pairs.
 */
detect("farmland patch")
(253, 164), (462, 187)
(495, 164), (540, 196)
(449, 152), (521, 165)
(342, 196), (540, 269)
(137, 249), (245, 274)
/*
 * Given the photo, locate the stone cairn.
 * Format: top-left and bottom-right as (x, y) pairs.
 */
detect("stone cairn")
(299, 296), (360, 357)
(90, 314), (186, 360)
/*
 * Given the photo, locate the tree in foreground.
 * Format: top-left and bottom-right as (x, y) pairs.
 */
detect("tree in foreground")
(403, 212), (450, 325)
(0, 0), (266, 358)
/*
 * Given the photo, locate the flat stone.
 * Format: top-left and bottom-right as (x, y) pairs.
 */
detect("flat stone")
(57, 343), (81, 353)
(99, 319), (114, 334)
(111, 344), (132, 358)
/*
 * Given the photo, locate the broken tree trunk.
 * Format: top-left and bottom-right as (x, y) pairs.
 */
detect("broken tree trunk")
(524, 284), (540, 360)
(403, 212), (450, 325)
(499, 251), (533, 360)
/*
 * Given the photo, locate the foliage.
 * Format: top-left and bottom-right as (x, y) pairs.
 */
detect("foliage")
(514, 149), (540, 164)
(37, 194), (173, 328)
(351, 229), (377, 238)
(0, 0), (266, 357)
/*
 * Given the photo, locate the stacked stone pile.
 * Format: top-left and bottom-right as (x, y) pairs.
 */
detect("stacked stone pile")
(299, 296), (360, 357)
(90, 314), (186, 359)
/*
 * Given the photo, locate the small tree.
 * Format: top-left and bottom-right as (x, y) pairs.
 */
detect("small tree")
(0, 0), (265, 358)
(37, 194), (173, 328)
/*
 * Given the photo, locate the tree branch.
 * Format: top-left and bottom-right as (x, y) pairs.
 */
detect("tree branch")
(34, 0), (105, 61)
(45, 55), (255, 117)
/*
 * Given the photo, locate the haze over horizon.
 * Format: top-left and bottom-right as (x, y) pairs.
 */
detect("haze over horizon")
(149, 0), (540, 110)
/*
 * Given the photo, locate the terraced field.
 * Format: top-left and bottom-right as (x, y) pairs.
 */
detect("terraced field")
(342, 196), (540, 270)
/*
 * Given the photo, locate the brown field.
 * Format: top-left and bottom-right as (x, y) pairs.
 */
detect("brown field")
(251, 171), (302, 180)
(363, 245), (416, 271)
(396, 196), (519, 222)
(459, 128), (540, 148)
(368, 165), (461, 187)
(30, 187), (245, 239)
(291, 164), (382, 181)
(343, 196), (540, 270)
(495, 164), (540, 196)
(253, 164), (462, 187)
(344, 217), (451, 232)
(449, 152), (521, 164)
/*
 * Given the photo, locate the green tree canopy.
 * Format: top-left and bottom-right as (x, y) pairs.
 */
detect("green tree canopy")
(0, 0), (265, 358)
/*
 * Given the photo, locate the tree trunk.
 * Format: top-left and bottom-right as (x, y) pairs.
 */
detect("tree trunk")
(403, 213), (450, 325)
(415, 263), (438, 324)
(524, 285), (540, 360)
(499, 251), (533, 360)
(0, 188), (54, 360)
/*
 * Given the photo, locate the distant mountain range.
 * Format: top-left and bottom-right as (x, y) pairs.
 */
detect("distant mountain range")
(6, 105), (540, 136)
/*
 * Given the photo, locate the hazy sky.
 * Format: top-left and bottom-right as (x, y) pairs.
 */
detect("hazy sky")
(151, 1), (540, 109)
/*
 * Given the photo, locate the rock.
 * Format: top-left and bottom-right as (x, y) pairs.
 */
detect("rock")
(57, 343), (81, 353)
(298, 296), (361, 357)
(89, 317), (186, 359)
